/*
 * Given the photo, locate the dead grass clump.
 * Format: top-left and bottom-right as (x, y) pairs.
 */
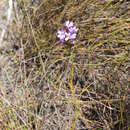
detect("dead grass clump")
(0, 0), (129, 130)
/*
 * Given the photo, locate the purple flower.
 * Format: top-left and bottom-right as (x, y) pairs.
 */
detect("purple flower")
(65, 21), (78, 33)
(57, 20), (78, 43)
(68, 26), (78, 33)
(64, 21), (74, 28)
(57, 29), (66, 43)
(67, 33), (77, 40)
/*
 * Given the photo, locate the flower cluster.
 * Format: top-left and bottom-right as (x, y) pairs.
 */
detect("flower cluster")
(57, 21), (78, 43)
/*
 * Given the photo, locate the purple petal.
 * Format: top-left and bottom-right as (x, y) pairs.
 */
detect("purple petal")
(68, 33), (76, 40)
(68, 26), (78, 33)
(57, 29), (66, 40)
(69, 22), (74, 27)
(59, 39), (66, 44)
(65, 21), (74, 28)
(65, 21), (70, 27)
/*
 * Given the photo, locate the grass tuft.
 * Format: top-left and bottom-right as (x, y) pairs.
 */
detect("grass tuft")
(0, 0), (129, 129)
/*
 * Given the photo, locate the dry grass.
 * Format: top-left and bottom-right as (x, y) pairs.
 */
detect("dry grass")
(0, 0), (130, 130)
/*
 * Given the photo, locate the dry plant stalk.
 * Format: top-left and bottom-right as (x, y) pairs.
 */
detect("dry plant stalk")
(0, 0), (13, 44)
